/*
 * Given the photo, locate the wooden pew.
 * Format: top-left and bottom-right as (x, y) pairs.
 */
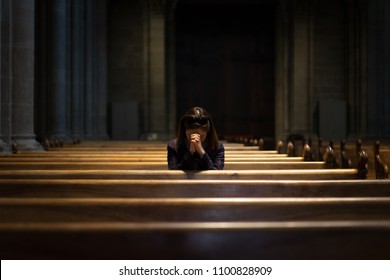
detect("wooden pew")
(0, 155), (305, 162)
(2, 139), (386, 260)
(1, 197), (390, 223)
(8, 149), (282, 156)
(0, 141), (369, 177)
(0, 161), (327, 170)
(29, 139), (296, 156)
(58, 140), (245, 148)
(1, 220), (390, 259)
(1, 178), (389, 198)
(5, 151), (287, 163)
(0, 169), (359, 180)
(313, 139), (389, 179)
(45, 145), (263, 152)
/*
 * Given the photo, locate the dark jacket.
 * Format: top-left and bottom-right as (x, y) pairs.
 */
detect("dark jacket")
(167, 139), (225, 170)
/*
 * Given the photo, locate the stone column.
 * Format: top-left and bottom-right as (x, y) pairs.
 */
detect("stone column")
(34, 0), (108, 141)
(291, 0), (311, 136)
(70, 0), (85, 139)
(95, 0), (108, 139)
(48, 0), (67, 138)
(275, 0), (293, 142)
(82, 0), (108, 140)
(34, 0), (49, 138)
(165, 0), (178, 138)
(143, 0), (167, 139)
(10, 0), (42, 151)
(346, 0), (368, 139)
(275, 0), (312, 143)
(0, 0), (10, 152)
(84, 0), (95, 139)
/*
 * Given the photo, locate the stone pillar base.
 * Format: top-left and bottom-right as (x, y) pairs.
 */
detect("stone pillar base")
(12, 138), (44, 152)
(0, 140), (12, 153)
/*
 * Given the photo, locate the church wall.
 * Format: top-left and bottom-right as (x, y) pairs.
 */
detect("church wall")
(367, 0), (390, 139)
(310, 0), (347, 139)
(1, 0), (390, 151)
(108, 0), (170, 140)
(107, 0), (145, 118)
(275, 0), (374, 144)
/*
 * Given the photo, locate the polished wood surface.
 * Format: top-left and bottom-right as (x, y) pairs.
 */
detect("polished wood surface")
(0, 169), (358, 180)
(1, 221), (390, 259)
(0, 140), (388, 259)
(4, 178), (390, 198)
(1, 197), (390, 222)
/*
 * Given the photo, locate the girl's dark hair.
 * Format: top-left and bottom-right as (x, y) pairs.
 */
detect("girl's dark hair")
(176, 107), (219, 151)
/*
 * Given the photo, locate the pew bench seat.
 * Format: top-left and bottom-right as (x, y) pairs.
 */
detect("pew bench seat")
(2, 177), (388, 198)
(1, 220), (390, 259)
(0, 161), (326, 170)
(0, 169), (358, 180)
(1, 197), (390, 222)
(0, 156), (304, 162)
